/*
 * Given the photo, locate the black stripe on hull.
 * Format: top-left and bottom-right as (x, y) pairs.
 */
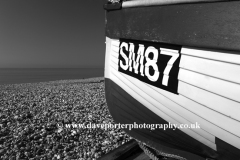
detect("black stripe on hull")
(216, 138), (240, 160)
(105, 78), (240, 160)
(105, 1), (240, 52)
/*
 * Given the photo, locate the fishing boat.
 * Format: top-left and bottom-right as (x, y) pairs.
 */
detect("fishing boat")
(103, 0), (240, 159)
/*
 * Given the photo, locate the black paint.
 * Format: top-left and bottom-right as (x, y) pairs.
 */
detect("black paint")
(215, 138), (240, 160)
(118, 39), (181, 94)
(106, 1), (240, 52)
(105, 78), (217, 159)
(104, 3), (122, 10)
(105, 78), (240, 160)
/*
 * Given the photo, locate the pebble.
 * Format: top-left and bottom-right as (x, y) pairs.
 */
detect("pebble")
(0, 78), (132, 159)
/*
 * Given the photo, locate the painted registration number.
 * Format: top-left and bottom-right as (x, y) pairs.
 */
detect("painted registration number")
(118, 39), (181, 94)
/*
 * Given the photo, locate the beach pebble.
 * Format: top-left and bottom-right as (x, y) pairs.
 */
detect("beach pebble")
(0, 78), (132, 159)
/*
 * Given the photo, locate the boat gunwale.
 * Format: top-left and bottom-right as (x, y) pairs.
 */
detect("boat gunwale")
(105, 1), (240, 53)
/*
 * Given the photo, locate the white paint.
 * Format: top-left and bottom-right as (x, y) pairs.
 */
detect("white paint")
(130, 43), (145, 74)
(178, 68), (240, 103)
(111, 39), (181, 85)
(111, 55), (240, 144)
(105, 37), (240, 150)
(119, 42), (129, 70)
(110, 58), (240, 150)
(110, 68), (217, 150)
(122, 0), (227, 8)
(180, 55), (240, 84)
(178, 81), (240, 137)
(178, 74), (240, 122)
(104, 37), (112, 79)
(115, 66), (216, 144)
(181, 47), (240, 65)
(145, 47), (160, 82)
(111, 39), (120, 47)
(160, 48), (179, 86)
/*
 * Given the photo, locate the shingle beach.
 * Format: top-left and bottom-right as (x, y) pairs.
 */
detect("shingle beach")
(0, 77), (131, 160)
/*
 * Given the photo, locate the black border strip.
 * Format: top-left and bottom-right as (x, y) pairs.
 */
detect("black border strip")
(106, 1), (240, 52)
(104, 2), (122, 11)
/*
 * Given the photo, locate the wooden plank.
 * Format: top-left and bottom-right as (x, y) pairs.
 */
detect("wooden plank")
(105, 37), (112, 79)
(108, 58), (240, 150)
(181, 47), (240, 65)
(178, 68), (240, 121)
(180, 55), (240, 84)
(146, 82), (240, 151)
(111, 60), (216, 144)
(178, 81), (240, 138)
(110, 38), (240, 121)
(178, 68), (240, 104)
(110, 68), (217, 150)
(106, 37), (240, 151)
(105, 79), (212, 159)
(122, 0), (227, 8)
(106, 1), (240, 52)
(109, 43), (240, 142)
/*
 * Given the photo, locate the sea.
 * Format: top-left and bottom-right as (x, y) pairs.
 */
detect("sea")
(0, 68), (104, 85)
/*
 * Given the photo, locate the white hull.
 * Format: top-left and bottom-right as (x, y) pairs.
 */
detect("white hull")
(105, 36), (240, 154)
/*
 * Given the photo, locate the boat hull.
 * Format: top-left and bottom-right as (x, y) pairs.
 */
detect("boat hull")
(104, 1), (240, 159)
(104, 36), (240, 160)
(105, 78), (215, 159)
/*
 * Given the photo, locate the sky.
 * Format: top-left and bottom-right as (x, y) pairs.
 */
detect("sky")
(0, 0), (105, 68)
